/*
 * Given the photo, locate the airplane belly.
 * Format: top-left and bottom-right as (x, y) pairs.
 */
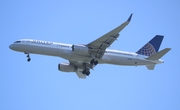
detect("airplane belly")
(69, 53), (91, 62)
(103, 54), (137, 66)
(14, 44), (71, 59)
(57, 49), (71, 60)
(135, 59), (155, 65)
(113, 57), (135, 65)
(25, 45), (59, 56)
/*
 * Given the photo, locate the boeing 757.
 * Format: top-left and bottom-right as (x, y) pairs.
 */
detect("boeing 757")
(9, 14), (171, 78)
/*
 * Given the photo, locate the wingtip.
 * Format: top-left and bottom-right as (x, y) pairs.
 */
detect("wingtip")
(166, 48), (171, 50)
(127, 13), (133, 22)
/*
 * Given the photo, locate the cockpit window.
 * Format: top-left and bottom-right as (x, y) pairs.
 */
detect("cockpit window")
(14, 41), (21, 43)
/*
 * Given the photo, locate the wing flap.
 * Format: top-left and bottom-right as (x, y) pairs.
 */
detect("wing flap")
(76, 71), (86, 79)
(146, 65), (155, 70)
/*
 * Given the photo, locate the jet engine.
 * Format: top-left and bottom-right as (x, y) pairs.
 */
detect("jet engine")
(58, 63), (77, 72)
(72, 44), (89, 55)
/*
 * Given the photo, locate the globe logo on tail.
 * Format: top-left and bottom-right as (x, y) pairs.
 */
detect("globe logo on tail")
(137, 43), (156, 56)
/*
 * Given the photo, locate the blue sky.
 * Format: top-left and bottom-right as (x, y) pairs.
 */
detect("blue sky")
(1, 0), (180, 110)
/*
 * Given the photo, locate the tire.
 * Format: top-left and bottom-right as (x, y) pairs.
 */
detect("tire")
(94, 61), (98, 65)
(27, 58), (31, 62)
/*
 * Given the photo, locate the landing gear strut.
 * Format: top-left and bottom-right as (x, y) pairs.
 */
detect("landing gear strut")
(25, 52), (31, 62)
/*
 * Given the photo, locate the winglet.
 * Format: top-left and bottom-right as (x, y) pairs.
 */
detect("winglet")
(127, 13), (133, 22)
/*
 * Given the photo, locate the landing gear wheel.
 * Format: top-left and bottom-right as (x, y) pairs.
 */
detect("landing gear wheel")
(25, 52), (31, 62)
(94, 61), (98, 65)
(90, 59), (98, 65)
(82, 70), (86, 74)
(86, 71), (90, 76)
(82, 69), (90, 76)
(27, 58), (31, 62)
(27, 54), (30, 58)
(90, 59), (95, 65)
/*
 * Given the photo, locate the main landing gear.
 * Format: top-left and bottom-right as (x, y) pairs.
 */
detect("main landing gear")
(82, 59), (99, 76)
(90, 59), (98, 65)
(82, 69), (90, 76)
(25, 52), (31, 62)
(82, 63), (90, 76)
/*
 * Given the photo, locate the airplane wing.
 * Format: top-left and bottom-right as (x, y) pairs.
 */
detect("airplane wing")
(69, 14), (132, 78)
(87, 14), (132, 58)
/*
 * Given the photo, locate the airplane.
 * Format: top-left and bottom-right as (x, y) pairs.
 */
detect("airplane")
(9, 14), (171, 79)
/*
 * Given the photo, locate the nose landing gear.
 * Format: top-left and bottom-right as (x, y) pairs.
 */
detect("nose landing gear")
(25, 52), (31, 62)
(27, 57), (31, 62)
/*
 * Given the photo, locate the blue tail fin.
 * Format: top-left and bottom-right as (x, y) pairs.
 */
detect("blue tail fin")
(136, 35), (164, 56)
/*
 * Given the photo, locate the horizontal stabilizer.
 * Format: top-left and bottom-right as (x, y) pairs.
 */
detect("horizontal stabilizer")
(147, 48), (171, 60)
(146, 65), (155, 70)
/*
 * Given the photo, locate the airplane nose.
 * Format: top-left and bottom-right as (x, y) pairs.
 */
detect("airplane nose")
(9, 44), (14, 50)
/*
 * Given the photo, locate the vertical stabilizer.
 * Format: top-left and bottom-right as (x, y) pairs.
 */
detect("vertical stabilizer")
(136, 35), (164, 56)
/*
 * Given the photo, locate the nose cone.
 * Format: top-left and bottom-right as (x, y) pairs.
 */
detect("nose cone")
(9, 44), (15, 50)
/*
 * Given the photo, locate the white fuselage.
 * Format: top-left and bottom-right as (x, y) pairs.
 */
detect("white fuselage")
(9, 39), (163, 66)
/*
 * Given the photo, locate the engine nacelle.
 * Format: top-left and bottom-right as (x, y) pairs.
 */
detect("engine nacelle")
(58, 63), (77, 72)
(72, 44), (89, 55)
